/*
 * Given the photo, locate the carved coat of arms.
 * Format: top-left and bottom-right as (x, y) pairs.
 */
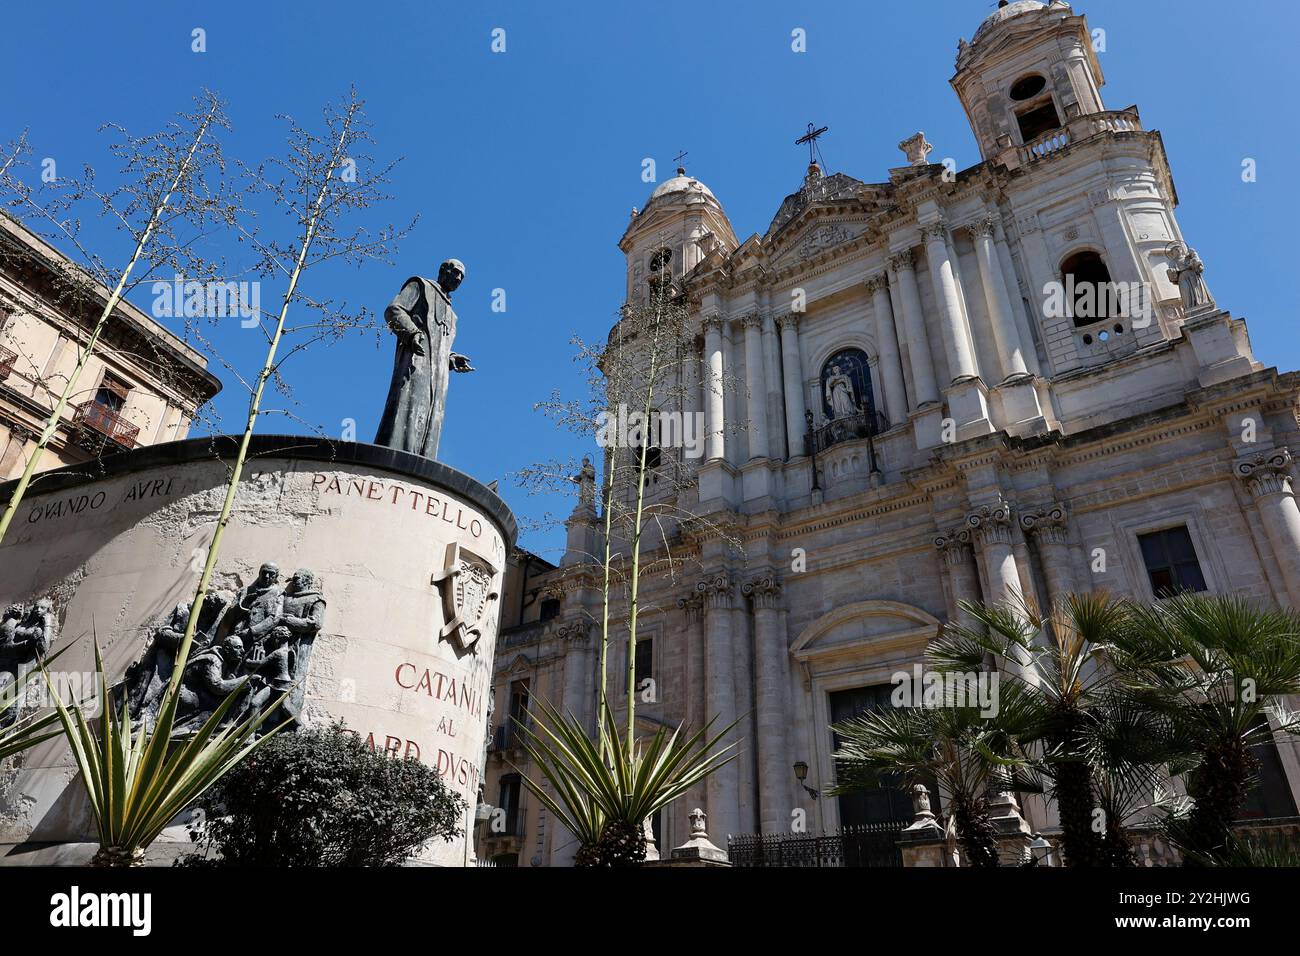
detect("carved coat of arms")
(431, 542), (500, 654)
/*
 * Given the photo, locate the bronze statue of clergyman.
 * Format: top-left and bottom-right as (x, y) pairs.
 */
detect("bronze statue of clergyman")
(375, 259), (473, 460)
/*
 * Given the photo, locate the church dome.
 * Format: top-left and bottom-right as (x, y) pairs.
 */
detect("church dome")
(647, 167), (716, 205)
(973, 0), (1051, 42)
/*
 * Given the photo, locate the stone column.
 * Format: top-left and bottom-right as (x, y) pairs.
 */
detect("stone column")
(1020, 504), (1074, 608)
(557, 620), (593, 733)
(1236, 449), (1300, 606)
(992, 229), (1042, 377)
(677, 591), (707, 812)
(922, 221), (979, 382)
(970, 215), (1029, 380)
(701, 574), (741, 843)
(761, 315), (787, 461)
(703, 316), (726, 462)
(935, 528), (981, 630)
(744, 574), (788, 835)
(778, 314), (808, 458)
(968, 501), (1022, 605)
(866, 273), (908, 422)
(681, 336), (701, 423)
(887, 250), (940, 405)
(742, 315), (769, 459)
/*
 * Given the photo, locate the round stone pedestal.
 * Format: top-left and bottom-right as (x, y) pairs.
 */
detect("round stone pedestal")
(0, 435), (515, 866)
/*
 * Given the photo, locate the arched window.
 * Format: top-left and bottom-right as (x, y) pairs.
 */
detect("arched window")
(820, 348), (874, 423)
(1060, 250), (1114, 327)
(648, 247), (672, 274)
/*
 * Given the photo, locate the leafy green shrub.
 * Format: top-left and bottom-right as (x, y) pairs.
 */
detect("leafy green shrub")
(179, 723), (465, 867)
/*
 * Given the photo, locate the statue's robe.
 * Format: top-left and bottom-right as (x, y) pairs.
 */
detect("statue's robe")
(375, 276), (457, 460)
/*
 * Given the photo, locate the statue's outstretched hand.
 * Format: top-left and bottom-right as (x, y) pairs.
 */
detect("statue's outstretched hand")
(450, 353), (475, 373)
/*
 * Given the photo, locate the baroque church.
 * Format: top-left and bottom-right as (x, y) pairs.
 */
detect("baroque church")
(478, 0), (1300, 866)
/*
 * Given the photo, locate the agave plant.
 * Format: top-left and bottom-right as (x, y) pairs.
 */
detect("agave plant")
(1111, 593), (1300, 863)
(0, 643), (70, 761)
(830, 684), (1043, 868)
(44, 642), (287, 866)
(514, 697), (736, 867)
(929, 592), (1163, 867)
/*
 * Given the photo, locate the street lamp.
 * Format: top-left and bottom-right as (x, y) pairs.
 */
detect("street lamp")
(1028, 833), (1055, 867)
(792, 761), (820, 800)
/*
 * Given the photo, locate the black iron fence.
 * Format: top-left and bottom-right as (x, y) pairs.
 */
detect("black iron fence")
(728, 822), (905, 868)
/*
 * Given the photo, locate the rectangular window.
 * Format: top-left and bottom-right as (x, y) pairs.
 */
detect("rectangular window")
(94, 371), (131, 412)
(627, 638), (653, 691)
(502, 679), (529, 749)
(1138, 526), (1207, 598)
(497, 773), (522, 837)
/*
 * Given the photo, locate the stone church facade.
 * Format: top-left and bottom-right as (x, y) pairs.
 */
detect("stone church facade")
(477, 0), (1300, 866)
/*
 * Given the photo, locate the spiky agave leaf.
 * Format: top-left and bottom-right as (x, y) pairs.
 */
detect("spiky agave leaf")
(513, 695), (737, 864)
(43, 639), (291, 863)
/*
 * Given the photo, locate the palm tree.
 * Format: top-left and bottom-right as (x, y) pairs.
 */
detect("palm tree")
(830, 686), (1042, 868)
(929, 593), (1162, 867)
(1112, 593), (1300, 862)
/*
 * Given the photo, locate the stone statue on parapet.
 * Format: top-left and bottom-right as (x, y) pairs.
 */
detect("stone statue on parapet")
(375, 259), (473, 460)
(1166, 242), (1214, 312)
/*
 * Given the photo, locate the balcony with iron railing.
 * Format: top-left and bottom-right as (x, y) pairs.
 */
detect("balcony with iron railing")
(0, 345), (15, 381)
(71, 399), (140, 451)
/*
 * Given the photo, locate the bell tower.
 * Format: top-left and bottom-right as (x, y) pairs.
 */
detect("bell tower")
(619, 165), (737, 307)
(952, 0), (1106, 161)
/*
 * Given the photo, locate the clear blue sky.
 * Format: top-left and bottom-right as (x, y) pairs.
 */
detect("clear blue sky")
(6, 0), (1298, 562)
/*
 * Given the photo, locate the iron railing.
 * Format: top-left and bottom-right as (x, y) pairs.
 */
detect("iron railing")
(728, 822), (905, 868)
(72, 399), (140, 449)
(804, 408), (888, 457)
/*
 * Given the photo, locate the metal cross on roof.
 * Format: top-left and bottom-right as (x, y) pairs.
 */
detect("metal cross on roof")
(795, 123), (829, 165)
(673, 149), (689, 170)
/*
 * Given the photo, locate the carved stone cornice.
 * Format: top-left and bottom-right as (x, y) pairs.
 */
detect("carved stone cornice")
(1019, 502), (1068, 546)
(742, 573), (783, 609)
(887, 249), (915, 273)
(1234, 448), (1294, 497)
(965, 500), (1014, 549)
(697, 572), (735, 611)
(552, 619), (592, 644)
(864, 273), (890, 295)
(933, 527), (974, 566)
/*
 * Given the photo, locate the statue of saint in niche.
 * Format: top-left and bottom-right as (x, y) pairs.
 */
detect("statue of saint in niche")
(824, 364), (858, 420)
(375, 259), (474, 460)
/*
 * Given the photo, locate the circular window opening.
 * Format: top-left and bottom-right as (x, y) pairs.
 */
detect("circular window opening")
(1098, 330), (1110, 342)
(1114, 323), (1124, 334)
(1009, 74), (1047, 101)
(1082, 334), (1093, 345)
